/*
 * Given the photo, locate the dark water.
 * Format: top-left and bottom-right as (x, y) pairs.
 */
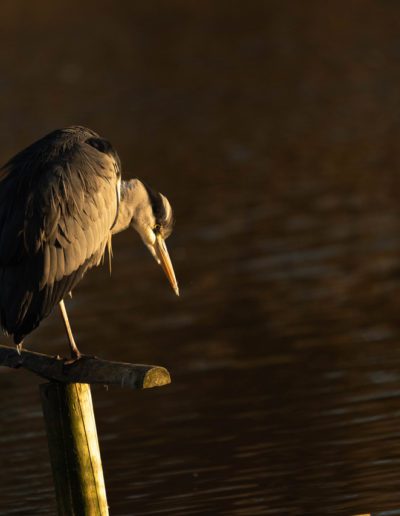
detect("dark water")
(1, 1), (400, 514)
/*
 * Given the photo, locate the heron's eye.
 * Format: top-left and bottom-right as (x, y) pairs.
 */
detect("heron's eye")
(154, 224), (161, 234)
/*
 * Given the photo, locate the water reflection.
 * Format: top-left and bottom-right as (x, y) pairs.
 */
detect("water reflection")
(1, 1), (400, 515)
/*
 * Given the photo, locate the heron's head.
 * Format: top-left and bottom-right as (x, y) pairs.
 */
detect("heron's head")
(130, 180), (179, 296)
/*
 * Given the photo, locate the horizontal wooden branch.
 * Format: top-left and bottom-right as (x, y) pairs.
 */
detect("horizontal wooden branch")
(0, 345), (171, 390)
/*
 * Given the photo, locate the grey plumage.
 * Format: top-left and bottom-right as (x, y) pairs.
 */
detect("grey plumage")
(0, 126), (178, 354)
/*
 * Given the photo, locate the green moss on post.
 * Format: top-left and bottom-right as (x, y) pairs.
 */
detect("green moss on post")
(40, 382), (108, 516)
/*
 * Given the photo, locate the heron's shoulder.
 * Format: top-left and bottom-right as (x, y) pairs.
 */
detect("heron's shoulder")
(0, 127), (120, 189)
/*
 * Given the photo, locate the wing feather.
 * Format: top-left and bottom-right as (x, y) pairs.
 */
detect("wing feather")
(56, 246), (65, 282)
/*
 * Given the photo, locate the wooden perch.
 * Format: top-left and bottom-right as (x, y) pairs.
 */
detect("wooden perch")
(0, 344), (171, 389)
(41, 382), (109, 515)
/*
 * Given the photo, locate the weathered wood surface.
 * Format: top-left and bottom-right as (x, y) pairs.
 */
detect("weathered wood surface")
(0, 344), (170, 389)
(41, 382), (109, 516)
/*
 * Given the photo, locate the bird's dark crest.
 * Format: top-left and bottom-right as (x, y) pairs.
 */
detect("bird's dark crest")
(142, 182), (174, 237)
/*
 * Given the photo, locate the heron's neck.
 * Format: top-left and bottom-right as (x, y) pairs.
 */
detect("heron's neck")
(111, 179), (142, 234)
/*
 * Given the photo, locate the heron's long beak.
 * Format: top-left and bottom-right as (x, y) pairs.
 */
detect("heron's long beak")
(154, 235), (179, 296)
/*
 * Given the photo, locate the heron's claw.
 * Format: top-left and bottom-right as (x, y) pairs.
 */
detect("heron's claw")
(63, 353), (98, 366)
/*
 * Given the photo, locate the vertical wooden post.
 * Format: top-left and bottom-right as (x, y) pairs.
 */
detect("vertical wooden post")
(40, 382), (109, 516)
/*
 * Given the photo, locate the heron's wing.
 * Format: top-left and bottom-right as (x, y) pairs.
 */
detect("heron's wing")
(0, 140), (119, 339)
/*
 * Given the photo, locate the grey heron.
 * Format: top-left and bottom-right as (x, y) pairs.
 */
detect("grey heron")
(0, 126), (179, 359)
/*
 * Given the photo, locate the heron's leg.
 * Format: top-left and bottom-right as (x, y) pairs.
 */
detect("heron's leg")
(16, 342), (23, 355)
(59, 299), (81, 359)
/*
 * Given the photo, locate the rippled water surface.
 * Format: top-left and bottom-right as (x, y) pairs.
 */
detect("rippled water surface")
(2, 1), (400, 514)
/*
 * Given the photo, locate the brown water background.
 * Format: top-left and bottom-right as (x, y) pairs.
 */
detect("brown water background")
(1, 1), (400, 514)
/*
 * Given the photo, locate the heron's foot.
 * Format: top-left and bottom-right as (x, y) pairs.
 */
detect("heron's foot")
(63, 353), (98, 366)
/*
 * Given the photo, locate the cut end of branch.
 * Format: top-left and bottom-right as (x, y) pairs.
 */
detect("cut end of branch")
(143, 366), (171, 388)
